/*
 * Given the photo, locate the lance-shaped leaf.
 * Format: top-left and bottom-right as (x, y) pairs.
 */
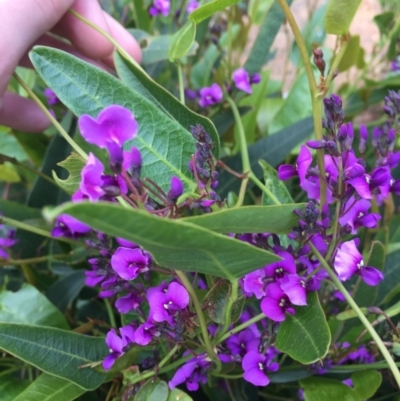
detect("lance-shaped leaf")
(324, 0), (362, 35)
(275, 292), (331, 364)
(29, 46), (196, 193)
(189, 0), (241, 24)
(114, 52), (220, 158)
(0, 323), (107, 390)
(168, 21), (196, 61)
(12, 374), (85, 401)
(183, 204), (303, 234)
(44, 202), (280, 279)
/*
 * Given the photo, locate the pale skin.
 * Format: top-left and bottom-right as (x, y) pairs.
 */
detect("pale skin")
(0, 0), (142, 132)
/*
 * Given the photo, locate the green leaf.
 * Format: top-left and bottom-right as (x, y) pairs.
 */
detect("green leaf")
(131, 0), (151, 33)
(29, 46), (196, 193)
(189, 0), (241, 24)
(134, 379), (169, 401)
(259, 160), (293, 205)
(373, 11), (394, 37)
(300, 370), (381, 401)
(244, 0), (292, 75)
(0, 199), (41, 221)
(168, 21), (196, 62)
(44, 202), (280, 279)
(0, 284), (69, 329)
(0, 374), (29, 401)
(114, 52), (220, 158)
(46, 271), (86, 313)
(324, 0), (362, 35)
(338, 36), (361, 72)
(0, 323), (107, 390)
(183, 204), (303, 234)
(377, 249), (400, 304)
(167, 389), (193, 401)
(275, 292), (331, 364)
(204, 281), (244, 324)
(0, 163), (20, 183)
(13, 131), (48, 167)
(12, 374), (85, 401)
(217, 117), (314, 197)
(0, 131), (27, 162)
(53, 153), (86, 195)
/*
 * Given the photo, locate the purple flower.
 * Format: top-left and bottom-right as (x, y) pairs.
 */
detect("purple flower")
(264, 251), (296, 280)
(51, 214), (91, 238)
(78, 105), (138, 153)
(232, 68), (260, 94)
(122, 147), (142, 178)
(169, 354), (211, 391)
(242, 268), (266, 299)
(186, 0), (199, 13)
(279, 275), (307, 306)
(261, 283), (295, 322)
(115, 293), (141, 313)
(73, 153), (105, 202)
(242, 351), (279, 386)
(199, 84), (223, 108)
(225, 328), (260, 360)
(347, 167), (391, 200)
(147, 281), (189, 325)
(168, 176), (184, 202)
(334, 240), (384, 286)
(43, 88), (58, 106)
(103, 326), (135, 370)
(149, 0), (170, 16)
(134, 322), (158, 345)
(111, 247), (151, 280)
(339, 198), (380, 233)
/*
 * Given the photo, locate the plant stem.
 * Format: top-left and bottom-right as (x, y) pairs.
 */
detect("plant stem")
(177, 63), (185, 105)
(220, 279), (239, 337)
(104, 299), (117, 328)
(1, 216), (77, 245)
(216, 312), (265, 345)
(159, 345), (180, 369)
(310, 243), (400, 387)
(1, 254), (69, 266)
(275, 0), (326, 207)
(175, 270), (220, 369)
(12, 73), (87, 160)
(249, 172), (281, 205)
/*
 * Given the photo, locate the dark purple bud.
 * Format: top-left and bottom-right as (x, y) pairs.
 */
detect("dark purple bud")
(168, 176), (184, 202)
(337, 124), (348, 142)
(372, 127), (382, 148)
(107, 141), (124, 174)
(359, 125), (368, 153)
(383, 105), (394, 116)
(278, 165), (297, 180)
(250, 73), (261, 84)
(307, 140), (327, 149)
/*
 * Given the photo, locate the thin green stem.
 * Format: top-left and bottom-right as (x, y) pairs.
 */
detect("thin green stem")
(177, 63), (185, 105)
(175, 271), (220, 369)
(275, 0), (326, 207)
(330, 361), (400, 372)
(13, 73), (87, 160)
(68, 9), (142, 72)
(1, 254), (69, 266)
(234, 177), (249, 208)
(321, 37), (349, 96)
(159, 345), (180, 369)
(220, 279), (239, 337)
(226, 96), (250, 173)
(216, 312), (265, 345)
(1, 216), (77, 245)
(212, 373), (243, 379)
(12, 159), (59, 188)
(104, 299), (117, 329)
(310, 243), (400, 387)
(249, 172), (281, 205)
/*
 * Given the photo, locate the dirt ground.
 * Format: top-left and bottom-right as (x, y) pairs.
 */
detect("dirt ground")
(267, 0), (382, 90)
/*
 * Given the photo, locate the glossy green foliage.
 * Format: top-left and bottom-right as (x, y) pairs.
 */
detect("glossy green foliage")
(0, 323), (107, 390)
(114, 52), (220, 158)
(0, 284), (69, 329)
(12, 374), (85, 401)
(30, 47), (196, 193)
(183, 204), (302, 234)
(134, 379), (169, 401)
(45, 202), (280, 279)
(324, 0), (362, 34)
(275, 292), (331, 364)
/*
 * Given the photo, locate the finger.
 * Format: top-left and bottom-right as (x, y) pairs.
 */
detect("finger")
(0, 0), (76, 100)
(0, 92), (50, 133)
(101, 12), (142, 67)
(52, 0), (115, 60)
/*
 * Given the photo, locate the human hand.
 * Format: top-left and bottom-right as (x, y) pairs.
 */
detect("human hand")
(0, 0), (142, 132)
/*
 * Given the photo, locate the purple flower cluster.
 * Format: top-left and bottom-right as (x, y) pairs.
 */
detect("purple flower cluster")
(0, 219), (18, 259)
(149, 0), (170, 17)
